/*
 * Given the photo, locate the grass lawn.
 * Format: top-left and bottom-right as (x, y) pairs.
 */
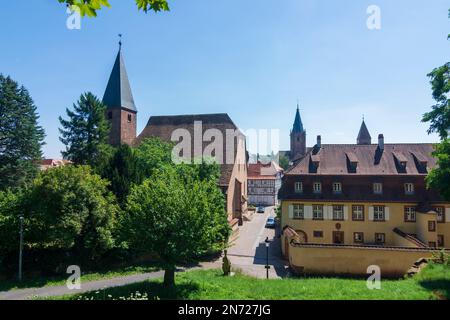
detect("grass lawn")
(0, 262), (160, 292)
(53, 263), (450, 300)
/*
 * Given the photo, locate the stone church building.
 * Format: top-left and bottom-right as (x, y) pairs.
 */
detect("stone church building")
(101, 46), (248, 227)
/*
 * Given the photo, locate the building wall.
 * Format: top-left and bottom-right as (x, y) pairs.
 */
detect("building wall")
(107, 108), (137, 146)
(286, 244), (435, 278)
(225, 135), (248, 221)
(280, 200), (450, 248)
(248, 179), (276, 206)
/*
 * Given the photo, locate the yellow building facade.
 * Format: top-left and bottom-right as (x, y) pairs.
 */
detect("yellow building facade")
(279, 120), (450, 276)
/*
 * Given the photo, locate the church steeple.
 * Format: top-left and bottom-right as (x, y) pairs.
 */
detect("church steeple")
(103, 38), (137, 146)
(290, 102), (306, 161)
(292, 103), (304, 133)
(357, 117), (371, 145)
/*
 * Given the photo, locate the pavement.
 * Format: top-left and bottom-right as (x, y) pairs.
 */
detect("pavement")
(0, 206), (288, 300)
(226, 206), (289, 279)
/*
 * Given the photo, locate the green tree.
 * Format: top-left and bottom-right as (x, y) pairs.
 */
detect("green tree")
(0, 75), (45, 190)
(123, 164), (230, 287)
(58, 0), (169, 17)
(0, 189), (24, 256)
(279, 155), (290, 170)
(27, 165), (119, 261)
(135, 137), (174, 176)
(59, 92), (111, 167)
(100, 144), (145, 207)
(423, 9), (450, 201)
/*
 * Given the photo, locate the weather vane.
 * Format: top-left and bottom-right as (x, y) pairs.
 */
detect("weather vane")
(118, 34), (123, 49)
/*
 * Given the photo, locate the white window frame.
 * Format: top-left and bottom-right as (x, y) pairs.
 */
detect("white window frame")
(313, 205), (324, 220)
(313, 182), (322, 194)
(333, 205), (344, 221)
(293, 204), (304, 220)
(404, 207), (416, 222)
(375, 233), (385, 244)
(404, 183), (414, 195)
(333, 182), (342, 194)
(352, 205), (364, 221)
(294, 182), (303, 194)
(373, 206), (385, 221)
(373, 183), (383, 195)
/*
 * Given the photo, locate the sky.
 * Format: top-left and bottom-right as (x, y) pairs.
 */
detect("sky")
(0, 0), (448, 158)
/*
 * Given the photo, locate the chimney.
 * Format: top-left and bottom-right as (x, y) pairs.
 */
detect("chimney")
(317, 135), (322, 148)
(378, 134), (384, 150)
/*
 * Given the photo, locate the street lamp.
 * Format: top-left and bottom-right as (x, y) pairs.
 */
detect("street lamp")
(265, 237), (270, 279)
(18, 214), (24, 282)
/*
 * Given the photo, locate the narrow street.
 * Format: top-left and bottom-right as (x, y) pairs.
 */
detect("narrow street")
(227, 206), (289, 279)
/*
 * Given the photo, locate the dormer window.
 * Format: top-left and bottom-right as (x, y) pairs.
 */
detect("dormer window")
(294, 182), (303, 194)
(373, 183), (383, 195)
(404, 183), (414, 195)
(333, 182), (342, 194)
(313, 182), (322, 194)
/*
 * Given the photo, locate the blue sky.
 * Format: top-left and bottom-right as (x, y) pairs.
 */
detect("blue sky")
(0, 0), (448, 158)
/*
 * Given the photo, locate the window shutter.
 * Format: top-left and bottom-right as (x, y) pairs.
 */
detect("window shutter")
(343, 206), (349, 220)
(385, 206), (390, 221)
(305, 205), (313, 219)
(368, 206), (374, 221)
(288, 205), (294, 219)
(446, 208), (450, 223)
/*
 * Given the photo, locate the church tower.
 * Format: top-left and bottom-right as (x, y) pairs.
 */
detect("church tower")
(103, 39), (137, 146)
(356, 118), (371, 145)
(290, 103), (306, 160)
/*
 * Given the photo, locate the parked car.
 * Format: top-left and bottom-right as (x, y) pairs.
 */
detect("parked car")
(257, 206), (265, 213)
(265, 217), (276, 228)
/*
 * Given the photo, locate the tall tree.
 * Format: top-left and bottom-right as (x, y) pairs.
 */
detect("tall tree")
(100, 144), (145, 207)
(123, 164), (230, 287)
(0, 75), (45, 190)
(59, 92), (110, 166)
(423, 9), (450, 200)
(58, 0), (169, 17)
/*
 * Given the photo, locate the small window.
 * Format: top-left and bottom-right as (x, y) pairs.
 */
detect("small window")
(313, 205), (324, 220)
(375, 233), (385, 244)
(313, 231), (323, 238)
(127, 114), (132, 123)
(404, 183), (414, 195)
(333, 205), (344, 221)
(108, 112), (113, 120)
(373, 206), (385, 221)
(333, 182), (342, 194)
(354, 232), (364, 243)
(438, 235), (444, 247)
(352, 205), (364, 221)
(434, 207), (445, 223)
(293, 204), (304, 220)
(313, 182), (322, 194)
(428, 242), (437, 248)
(294, 182), (303, 194)
(428, 221), (436, 232)
(373, 183), (383, 195)
(404, 207), (416, 222)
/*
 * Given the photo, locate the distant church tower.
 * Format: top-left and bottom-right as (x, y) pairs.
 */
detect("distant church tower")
(357, 118), (371, 145)
(103, 39), (137, 146)
(290, 103), (306, 160)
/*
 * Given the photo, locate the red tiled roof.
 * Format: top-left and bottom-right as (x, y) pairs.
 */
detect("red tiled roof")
(286, 144), (436, 176)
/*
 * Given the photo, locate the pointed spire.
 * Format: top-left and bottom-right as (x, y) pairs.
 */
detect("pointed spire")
(292, 102), (304, 133)
(357, 118), (372, 145)
(102, 39), (136, 113)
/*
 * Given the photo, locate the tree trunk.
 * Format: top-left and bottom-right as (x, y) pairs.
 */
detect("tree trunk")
(164, 268), (175, 287)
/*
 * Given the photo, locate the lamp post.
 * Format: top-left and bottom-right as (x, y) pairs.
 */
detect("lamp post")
(265, 237), (270, 279)
(18, 214), (24, 282)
